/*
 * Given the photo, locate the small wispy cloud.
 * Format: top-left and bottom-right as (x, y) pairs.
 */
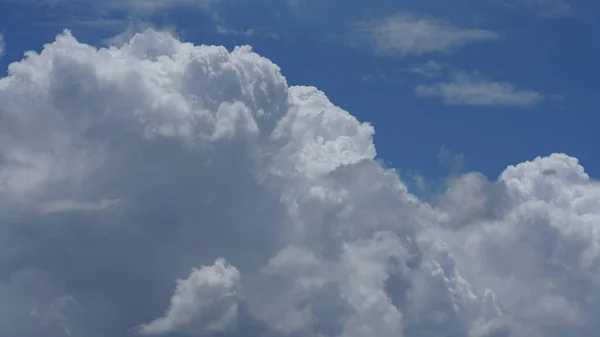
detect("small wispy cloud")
(39, 199), (121, 214)
(12, 0), (217, 15)
(496, 0), (573, 18)
(0, 33), (5, 59)
(127, 0), (216, 12)
(361, 71), (387, 82)
(354, 14), (500, 56)
(438, 145), (466, 175)
(415, 72), (544, 108)
(216, 25), (255, 37)
(411, 173), (427, 191)
(410, 60), (446, 77)
(215, 25), (279, 39)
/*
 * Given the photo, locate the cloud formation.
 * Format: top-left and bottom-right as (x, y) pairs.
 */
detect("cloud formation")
(354, 14), (499, 56)
(0, 29), (599, 337)
(139, 259), (241, 335)
(415, 72), (544, 107)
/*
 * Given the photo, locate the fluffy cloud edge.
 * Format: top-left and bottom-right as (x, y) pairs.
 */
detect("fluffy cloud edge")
(138, 259), (241, 335)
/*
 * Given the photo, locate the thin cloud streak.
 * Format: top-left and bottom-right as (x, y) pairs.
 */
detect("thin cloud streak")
(353, 14), (500, 56)
(415, 73), (544, 107)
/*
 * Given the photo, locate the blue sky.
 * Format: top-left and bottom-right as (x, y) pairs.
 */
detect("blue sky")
(1, 0), (598, 187)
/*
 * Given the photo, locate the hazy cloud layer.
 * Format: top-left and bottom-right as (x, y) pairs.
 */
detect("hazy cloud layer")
(354, 14), (499, 56)
(0, 29), (599, 337)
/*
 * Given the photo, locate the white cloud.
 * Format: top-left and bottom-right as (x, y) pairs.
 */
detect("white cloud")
(415, 73), (544, 107)
(354, 14), (499, 56)
(139, 259), (240, 335)
(0, 28), (599, 337)
(432, 153), (600, 336)
(102, 20), (157, 47)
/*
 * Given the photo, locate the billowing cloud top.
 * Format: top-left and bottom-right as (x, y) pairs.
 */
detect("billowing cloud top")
(0, 29), (599, 337)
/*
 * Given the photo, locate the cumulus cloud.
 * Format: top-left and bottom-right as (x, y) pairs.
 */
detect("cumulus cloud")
(0, 28), (599, 337)
(139, 259), (241, 335)
(354, 14), (499, 56)
(415, 72), (544, 107)
(433, 153), (600, 336)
